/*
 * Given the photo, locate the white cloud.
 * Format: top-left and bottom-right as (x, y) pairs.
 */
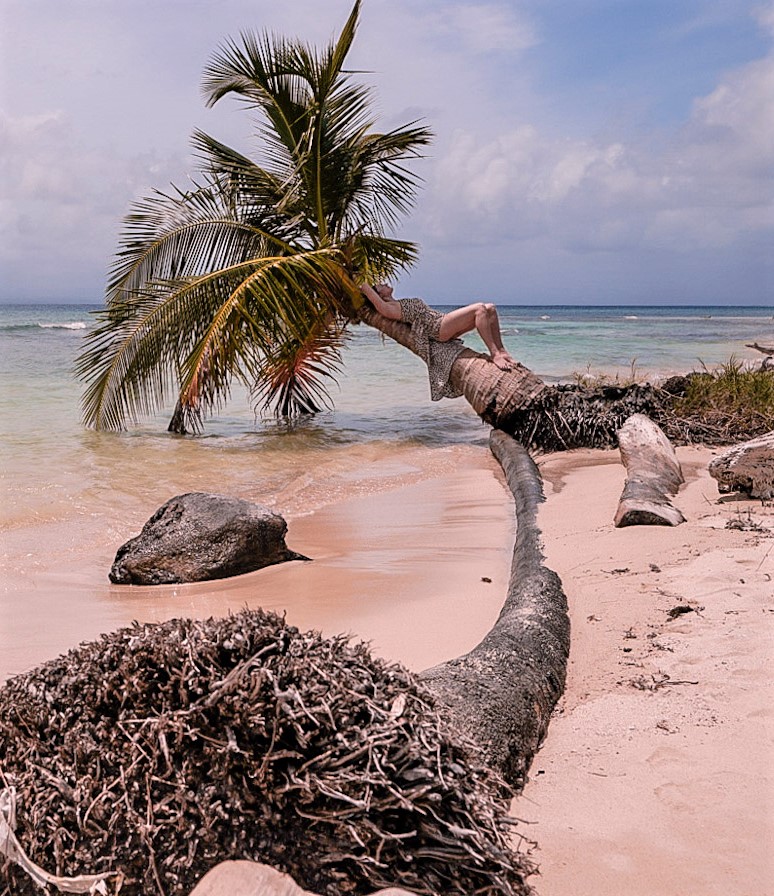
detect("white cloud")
(419, 29), (774, 258)
(755, 1), (774, 35)
(442, 3), (538, 53)
(0, 107), (190, 295)
(0, 0), (770, 302)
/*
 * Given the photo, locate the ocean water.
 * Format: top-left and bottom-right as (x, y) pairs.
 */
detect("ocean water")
(1, 301), (771, 680)
(2, 301), (772, 515)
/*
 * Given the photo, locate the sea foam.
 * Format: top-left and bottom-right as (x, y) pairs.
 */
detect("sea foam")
(38, 321), (87, 330)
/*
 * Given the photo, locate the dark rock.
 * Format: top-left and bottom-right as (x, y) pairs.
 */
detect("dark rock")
(109, 493), (308, 585)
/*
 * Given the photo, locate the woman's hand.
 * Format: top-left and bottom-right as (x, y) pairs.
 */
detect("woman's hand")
(360, 283), (402, 320)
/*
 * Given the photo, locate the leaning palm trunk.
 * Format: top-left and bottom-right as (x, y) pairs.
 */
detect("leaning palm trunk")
(358, 306), (548, 424)
(359, 307), (684, 450)
(420, 431), (570, 791)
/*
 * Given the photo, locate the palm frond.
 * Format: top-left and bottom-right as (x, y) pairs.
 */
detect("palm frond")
(252, 317), (348, 417)
(86, 1), (432, 431)
(78, 250), (351, 429)
(190, 130), (313, 240)
(339, 124), (433, 233)
(107, 179), (295, 305)
(347, 234), (420, 285)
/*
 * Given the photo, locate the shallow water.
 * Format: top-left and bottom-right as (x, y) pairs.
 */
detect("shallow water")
(1, 301), (771, 680)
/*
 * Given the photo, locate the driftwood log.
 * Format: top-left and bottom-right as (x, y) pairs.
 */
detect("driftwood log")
(614, 414), (686, 527)
(709, 430), (774, 499)
(420, 431), (570, 791)
(746, 342), (774, 370)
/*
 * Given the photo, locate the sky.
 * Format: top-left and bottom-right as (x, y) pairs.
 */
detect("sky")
(0, 0), (772, 305)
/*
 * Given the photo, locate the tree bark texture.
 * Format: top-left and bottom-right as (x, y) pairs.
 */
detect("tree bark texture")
(709, 430), (774, 499)
(614, 413), (686, 527)
(419, 430), (570, 791)
(358, 306), (549, 424)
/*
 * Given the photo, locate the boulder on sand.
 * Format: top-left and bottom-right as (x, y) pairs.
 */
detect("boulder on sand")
(109, 492), (307, 585)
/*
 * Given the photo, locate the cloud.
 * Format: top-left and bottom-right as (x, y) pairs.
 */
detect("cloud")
(440, 3), (538, 54)
(0, 0), (771, 303)
(418, 22), (774, 259)
(0, 107), (191, 297)
(755, 1), (774, 35)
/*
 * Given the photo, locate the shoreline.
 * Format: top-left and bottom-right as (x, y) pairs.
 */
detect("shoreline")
(0, 444), (514, 684)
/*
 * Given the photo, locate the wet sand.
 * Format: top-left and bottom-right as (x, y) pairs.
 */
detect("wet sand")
(0, 446), (514, 683)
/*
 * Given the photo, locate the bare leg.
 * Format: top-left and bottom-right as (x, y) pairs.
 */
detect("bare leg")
(438, 303), (516, 370)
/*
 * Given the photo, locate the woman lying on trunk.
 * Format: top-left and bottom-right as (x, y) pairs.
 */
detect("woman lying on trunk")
(361, 283), (516, 371)
(360, 282), (518, 401)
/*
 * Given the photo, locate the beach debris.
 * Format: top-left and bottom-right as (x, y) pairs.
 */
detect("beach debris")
(481, 576), (492, 583)
(0, 609), (532, 896)
(614, 414), (686, 527)
(109, 492), (308, 585)
(0, 787), (123, 894)
(709, 431), (774, 500)
(667, 605), (696, 619)
(745, 342), (774, 370)
(655, 720), (677, 734)
(630, 672), (699, 691)
(725, 511), (769, 533)
(500, 381), (673, 452)
(649, 563), (662, 572)
(497, 365), (773, 453)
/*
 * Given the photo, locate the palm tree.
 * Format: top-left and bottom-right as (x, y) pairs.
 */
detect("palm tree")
(77, 1), (439, 432)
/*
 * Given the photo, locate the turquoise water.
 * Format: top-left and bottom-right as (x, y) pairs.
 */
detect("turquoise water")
(2, 301), (771, 468)
(0, 300), (771, 681)
(3, 298), (771, 539)
(2, 302), (771, 435)
(1, 301), (771, 504)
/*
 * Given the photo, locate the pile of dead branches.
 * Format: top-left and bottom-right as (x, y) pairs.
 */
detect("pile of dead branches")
(0, 609), (533, 896)
(504, 375), (774, 452)
(504, 383), (671, 452)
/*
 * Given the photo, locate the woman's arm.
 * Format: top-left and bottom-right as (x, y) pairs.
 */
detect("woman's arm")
(360, 284), (402, 321)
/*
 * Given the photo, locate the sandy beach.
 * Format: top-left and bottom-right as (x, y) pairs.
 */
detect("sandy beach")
(198, 443), (773, 896)
(3, 440), (772, 895)
(517, 446), (774, 895)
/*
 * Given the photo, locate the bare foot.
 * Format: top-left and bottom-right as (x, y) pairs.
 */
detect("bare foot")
(492, 352), (516, 371)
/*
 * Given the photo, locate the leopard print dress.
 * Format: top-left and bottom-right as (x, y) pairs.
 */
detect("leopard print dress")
(398, 298), (466, 400)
